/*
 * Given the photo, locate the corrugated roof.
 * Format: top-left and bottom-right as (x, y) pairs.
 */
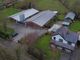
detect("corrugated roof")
(25, 10), (58, 27)
(65, 12), (76, 20)
(64, 19), (72, 23)
(9, 8), (39, 22)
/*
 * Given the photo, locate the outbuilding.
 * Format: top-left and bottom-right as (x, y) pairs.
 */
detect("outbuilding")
(64, 12), (76, 23)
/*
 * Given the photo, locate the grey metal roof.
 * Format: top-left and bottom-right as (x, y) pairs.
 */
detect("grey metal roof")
(65, 12), (76, 20)
(9, 8), (39, 22)
(56, 27), (79, 43)
(64, 32), (79, 43)
(25, 10), (58, 27)
(56, 27), (69, 37)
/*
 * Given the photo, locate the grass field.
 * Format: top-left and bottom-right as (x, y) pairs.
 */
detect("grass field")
(34, 34), (61, 60)
(0, 7), (20, 21)
(0, 7), (19, 39)
(67, 0), (77, 8)
(69, 20), (80, 32)
(0, 0), (3, 2)
(35, 0), (68, 13)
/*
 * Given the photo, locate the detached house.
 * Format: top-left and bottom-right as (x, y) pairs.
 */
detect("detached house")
(51, 27), (79, 52)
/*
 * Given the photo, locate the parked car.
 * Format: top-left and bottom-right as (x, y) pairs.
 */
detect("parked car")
(12, 32), (18, 37)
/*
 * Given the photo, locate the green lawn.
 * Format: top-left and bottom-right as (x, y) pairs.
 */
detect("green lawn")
(34, 34), (61, 60)
(0, 25), (15, 39)
(0, 7), (20, 21)
(0, 26), (14, 36)
(0, 7), (20, 39)
(34, 0), (68, 21)
(67, 0), (77, 8)
(35, 0), (68, 13)
(0, 0), (3, 2)
(69, 20), (80, 32)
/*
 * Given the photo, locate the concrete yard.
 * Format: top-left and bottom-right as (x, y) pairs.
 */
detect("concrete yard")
(9, 23), (47, 43)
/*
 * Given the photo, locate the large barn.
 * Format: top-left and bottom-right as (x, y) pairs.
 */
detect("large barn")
(24, 10), (58, 28)
(9, 8), (39, 22)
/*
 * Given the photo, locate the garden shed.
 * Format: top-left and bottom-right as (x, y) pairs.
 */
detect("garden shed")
(64, 12), (76, 23)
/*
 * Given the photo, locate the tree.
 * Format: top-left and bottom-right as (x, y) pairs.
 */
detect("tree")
(71, 0), (80, 18)
(15, 45), (21, 60)
(3, 19), (7, 32)
(27, 47), (44, 60)
(28, 2), (32, 9)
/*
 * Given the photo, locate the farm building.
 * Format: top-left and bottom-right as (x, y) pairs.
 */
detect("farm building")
(24, 10), (58, 28)
(64, 12), (76, 23)
(51, 27), (79, 52)
(9, 8), (39, 22)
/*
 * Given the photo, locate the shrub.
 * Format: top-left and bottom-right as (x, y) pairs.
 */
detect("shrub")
(27, 47), (44, 60)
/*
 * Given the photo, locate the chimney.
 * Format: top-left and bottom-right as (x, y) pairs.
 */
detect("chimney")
(19, 14), (25, 21)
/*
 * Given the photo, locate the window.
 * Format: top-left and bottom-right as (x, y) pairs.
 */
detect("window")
(54, 37), (56, 40)
(59, 39), (63, 42)
(67, 42), (72, 45)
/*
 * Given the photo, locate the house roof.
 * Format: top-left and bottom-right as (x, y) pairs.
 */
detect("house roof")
(56, 27), (69, 37)
(52, 35), (75, 50)
(9, 8), (39, 22)
(65, 12), (76, 20)
(56, 27), (79, 43)
(64, 18), (72, 23)
(25, 10), (58, 27)
(64, 32), (79, 43)
(48, 24), (62, 32)
(52, 35), (67, 43)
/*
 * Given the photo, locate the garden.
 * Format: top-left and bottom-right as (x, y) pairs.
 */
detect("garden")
(33, 34), (61, 60)
(0, 6), (20, 39)
(0, 25), (15, 39)
(69, 20), (80, 32)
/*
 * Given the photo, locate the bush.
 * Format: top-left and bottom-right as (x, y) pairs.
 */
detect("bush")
(0, 25), (15, 39)
(0, 31), (9, 39)
(27, 47), (44, 60)
(15, 1), (28, 10)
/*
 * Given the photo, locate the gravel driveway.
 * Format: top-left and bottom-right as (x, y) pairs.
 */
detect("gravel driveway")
(9, 23), (47, 43)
